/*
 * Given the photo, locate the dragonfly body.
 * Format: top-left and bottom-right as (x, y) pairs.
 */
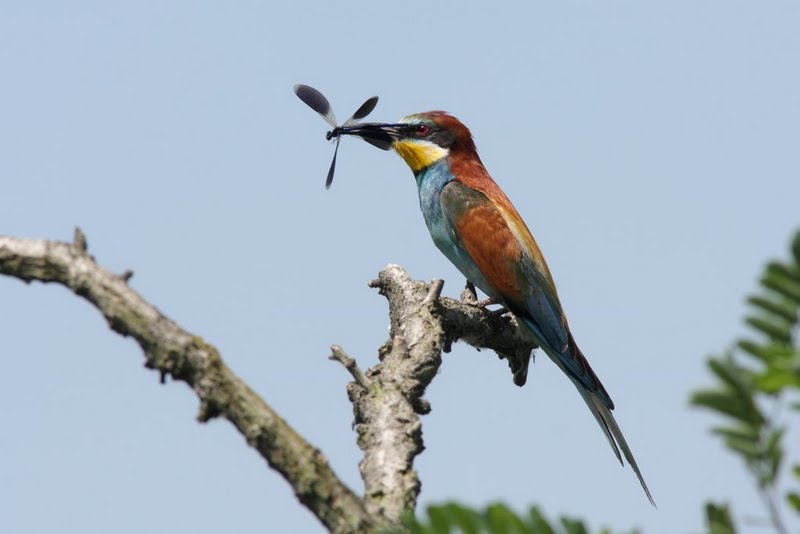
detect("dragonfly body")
(293, 84), (380, 188)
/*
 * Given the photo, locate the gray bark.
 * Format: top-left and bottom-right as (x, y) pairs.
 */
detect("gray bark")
(0, 230), (536, 533)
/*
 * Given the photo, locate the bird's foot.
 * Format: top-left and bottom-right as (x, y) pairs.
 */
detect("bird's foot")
(461, 281), (508, 315)
(474, 296), (502, 308)
(473, 296), (510, 317)
(488, 305), (509, 318)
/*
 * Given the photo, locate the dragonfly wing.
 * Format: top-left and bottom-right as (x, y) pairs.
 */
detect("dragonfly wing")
(343, 96), (378, 126)
(294, 84), (337, 127)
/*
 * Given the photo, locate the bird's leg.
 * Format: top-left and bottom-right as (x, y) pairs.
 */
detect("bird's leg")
(461, 280), (508, 316)
(460, 280), (478, 304)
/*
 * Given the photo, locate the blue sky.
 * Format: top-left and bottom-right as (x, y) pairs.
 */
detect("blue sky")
(1, 2), (799, 533)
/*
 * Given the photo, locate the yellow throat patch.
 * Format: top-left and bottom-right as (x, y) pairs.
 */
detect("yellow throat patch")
(393, 139), (449, 173)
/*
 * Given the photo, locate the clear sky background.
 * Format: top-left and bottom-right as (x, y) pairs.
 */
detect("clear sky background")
(2, 2), (799, 533)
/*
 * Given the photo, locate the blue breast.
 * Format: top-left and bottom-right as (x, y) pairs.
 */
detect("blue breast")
(415, 162), (496, 296)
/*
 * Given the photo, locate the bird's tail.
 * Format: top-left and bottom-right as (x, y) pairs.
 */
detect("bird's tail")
(516, 313), (654, 504)
(569, 376), (656, 506)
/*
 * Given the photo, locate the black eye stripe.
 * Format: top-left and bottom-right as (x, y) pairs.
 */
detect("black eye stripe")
(407, 123), (431, 137)
(402, 122), (446, 144)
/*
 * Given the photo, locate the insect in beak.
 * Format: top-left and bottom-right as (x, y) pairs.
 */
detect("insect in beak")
(293, 84), (381, 189)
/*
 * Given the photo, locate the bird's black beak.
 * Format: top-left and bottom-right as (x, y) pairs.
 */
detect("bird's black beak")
(329, 123), (405, 151)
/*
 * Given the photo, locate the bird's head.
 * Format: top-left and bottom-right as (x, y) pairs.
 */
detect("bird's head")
(335, 111), (477, 174)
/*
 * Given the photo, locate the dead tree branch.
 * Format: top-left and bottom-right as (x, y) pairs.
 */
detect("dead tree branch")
(0, 233), (378, 534)
(1, 233), (536, 532)
(334, 265), (536, 523)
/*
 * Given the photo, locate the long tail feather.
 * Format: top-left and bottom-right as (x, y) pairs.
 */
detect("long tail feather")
(575, 380), (656, 506)
(514, 308), (654, 503)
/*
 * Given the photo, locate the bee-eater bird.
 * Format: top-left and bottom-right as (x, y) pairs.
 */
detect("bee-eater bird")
(337, 111), (655, 505)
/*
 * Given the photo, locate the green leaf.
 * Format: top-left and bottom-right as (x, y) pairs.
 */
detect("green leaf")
(765, 428), (785, 484)
(723, 435), (763, 461)
(738, 340), (797, 365)
(691, 231), (800, 534)
(745, 316), (792, 344)
(427, 504), (453, 534)
(405, 502), (635, 534)
(761, 273), (800, 305)
(766, 261), (800, 283)
(707, 357), (757, 400)
(756, 367), (800, 394)
(559, 517), (588, 534)
(443, 503), (483, 534)
(527, 507), (555, 534)
(485, 503), (527, 534)
(690, 390), (764, 425)
(791, 231), (800, 267)
(787, 492), (800, 512)
(737, 339), (772, 363)
(705, 502), (736, 534)
(746, 296), (799, 324)
(711, 425), (759, 442)
(395, 510), (428, 534)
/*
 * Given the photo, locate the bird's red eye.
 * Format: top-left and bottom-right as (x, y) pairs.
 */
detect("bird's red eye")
(415, 124), (430, 136)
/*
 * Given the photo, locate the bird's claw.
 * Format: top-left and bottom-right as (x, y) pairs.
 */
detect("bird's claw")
(474, 296), (501, 308)
(488, 306), (509, 318)
(461, 280), (508, 315)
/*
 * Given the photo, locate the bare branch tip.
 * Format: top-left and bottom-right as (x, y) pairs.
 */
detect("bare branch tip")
(197, 399), (221, 423)
(329, 345), (367, 387)
(367, 278), (382, 289)
(423, 278), (444, 305)
(119, 269), (135, 282)
(73, 227), (88, 252)
(412, 397), (431, 415)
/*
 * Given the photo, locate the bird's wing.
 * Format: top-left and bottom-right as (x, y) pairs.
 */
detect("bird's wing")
(440, 181), (654, 503)
(440, 182), (604, 396)
(440, 181), (567, 346)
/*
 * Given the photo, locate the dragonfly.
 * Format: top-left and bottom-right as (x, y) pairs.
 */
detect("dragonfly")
(293, 84), (392, 188)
